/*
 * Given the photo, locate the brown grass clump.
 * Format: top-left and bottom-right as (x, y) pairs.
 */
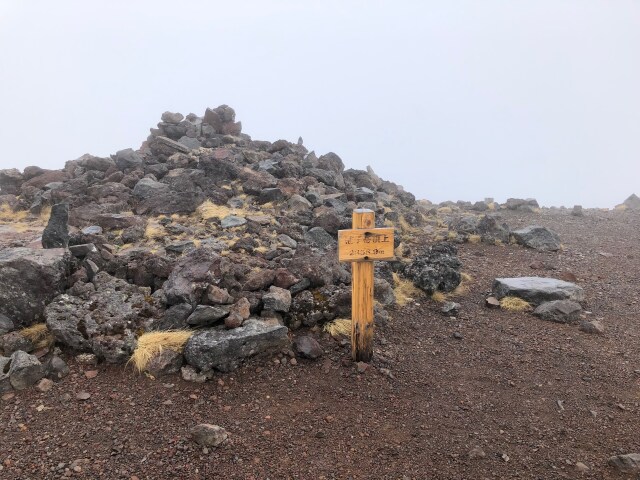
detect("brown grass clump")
(499, 296), (533, 312)
(129, 330), (194, 372)
(431, 291), (447, 303)
(0, 205), (29, 224)
(20, 323), (55, 349)
(323, 318), (352, 338)
(467, 234), (481, 244)
(392, 272), (423, 306)
(144, 220), (165, 240)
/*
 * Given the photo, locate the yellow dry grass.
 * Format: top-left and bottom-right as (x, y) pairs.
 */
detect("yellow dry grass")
(392, 272), (423, 306)
(144, 220), (165, 240)
(467, 234), (481, 244)
(437, 206), (453, 214)
(323, 318), (352, 338)
(20, 323), (55, 349)
(128, 330), (194, 372)
(398, 216), (420, 234)
(447, 230), (458, 240)
(614, 204), (628, 211)
(499, 296), (533, 312)
(431, 291), (447, 303)
(0, 205), (29, 224)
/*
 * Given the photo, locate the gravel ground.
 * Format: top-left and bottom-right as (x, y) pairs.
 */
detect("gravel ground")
(2, 209), (640, 479)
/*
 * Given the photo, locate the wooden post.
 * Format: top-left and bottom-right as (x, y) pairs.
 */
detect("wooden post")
(351, 209), (375, 362)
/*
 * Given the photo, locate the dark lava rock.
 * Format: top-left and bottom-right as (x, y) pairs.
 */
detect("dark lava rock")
(184, 319), (289, 372)
(533, 300), (582, 323)
(293, 335), (323, 359)
(404, 243), (462, 294)
(511, 225), (561, 252)
(492, 277), (584, 306)
(42, 203), (70, 249)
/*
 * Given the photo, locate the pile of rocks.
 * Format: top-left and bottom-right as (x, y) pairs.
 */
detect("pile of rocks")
(0, 105), (463, 382)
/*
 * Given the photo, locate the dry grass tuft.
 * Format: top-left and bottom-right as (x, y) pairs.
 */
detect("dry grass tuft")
(449, 272), (473, 298)
(467, 234), (481, 244)
(392, 272), (423, 306)
(129, 330), (194, 373)
(38, 205), (52, 224)
(437, 206), (453, 214)
(323, 318), (352, 338)
(20, 323), (55, 349)
(447, 230), (458, 240)
(144, 220), (165, 240)
(499, 296), (533, 312)
(431, 291), (447, 303)
(0, 205), (30, 224)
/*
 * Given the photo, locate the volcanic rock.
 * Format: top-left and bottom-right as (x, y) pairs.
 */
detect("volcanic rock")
(183, 319), (289, 372)
(492, 277), (584, 306)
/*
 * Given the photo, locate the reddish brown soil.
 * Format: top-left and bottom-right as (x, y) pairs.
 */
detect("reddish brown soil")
(2, 209), (640, 479)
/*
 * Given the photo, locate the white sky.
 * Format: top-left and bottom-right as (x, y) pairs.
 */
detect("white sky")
(0, 0), (639, 208)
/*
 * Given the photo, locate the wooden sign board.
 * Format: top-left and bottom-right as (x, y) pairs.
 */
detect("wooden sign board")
(338, 227), (395, 262)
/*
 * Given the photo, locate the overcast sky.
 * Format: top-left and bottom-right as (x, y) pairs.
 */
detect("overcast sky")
(1, 1), (638, 208)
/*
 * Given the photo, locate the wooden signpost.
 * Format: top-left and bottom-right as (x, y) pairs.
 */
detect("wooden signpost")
(338, 209), (394, 362)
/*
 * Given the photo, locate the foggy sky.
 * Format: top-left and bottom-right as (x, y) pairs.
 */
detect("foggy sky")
(1, 1), (639, 208)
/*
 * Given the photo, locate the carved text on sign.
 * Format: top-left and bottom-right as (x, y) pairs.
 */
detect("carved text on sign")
(338, 228), (395, 262)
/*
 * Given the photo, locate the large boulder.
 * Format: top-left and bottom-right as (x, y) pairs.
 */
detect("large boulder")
(505, 198), (539, 212)
(404, 243), (462, 294)
(0, 248), (70, 327)
(511, 226), (561, 252)
(492, 277), (584, 306)
(163, 247), (224, 306)
(45, 272), (158, 363)
(42, 203), (69, 249)
(183, 319), (289, 372)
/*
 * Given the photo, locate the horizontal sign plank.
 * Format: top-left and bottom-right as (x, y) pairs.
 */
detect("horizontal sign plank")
(338, 227), (395, 262)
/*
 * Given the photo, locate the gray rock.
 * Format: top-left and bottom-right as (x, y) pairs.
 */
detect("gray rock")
(190, 424), (228, 447)
(441, 301), (461, 316)
(258, 188), (284, 204)
(181, 365), (208, 383)
(579, 320), (604, 334)
(374, 278), (395, 306)
(304, 227), (336, 249)
(161, 111), (184, 124)
(84, 259), (99, 281)
(42, 203), (69, 249)
(287, 194), (312, 212)
(178, 136), (202, 150)
(293, 335), (323, 359)
(68, 243), (97, 258)
(608, 453), (640, 473)
(505, 198), (539, 212)
(262, 286), (292, 312)
(153, 303), (193, 330)
(221, 215), (247, 228)
(571, 205), (584, 217)
(8, 350), (45, 390)
(44, 355), (70, 380)
(113, 148), (143, 170)
(533, 300), (582, 323)
(242, 270), (276, 291)
(492, 277), (584, 306)
(1, 331), (34, 356)
(146, 349), (183, 377)
(81, 225), (103, 235)
(622, 194), (640, 210)
(0, 248), (70, 328)
(0, 313), (14, 335)
(277, 234), (297, 249)
(0, 356), (12, 393)
(187, 305), (230, 327)
(165, 240), (195, 254)
(184, 319), (289, 372)
(133, 178), (170, 200)
(163, 248), (223, 306)
(511, 225), (561, 252)
(476, 215), (510, 244)
(404, 243), (461, 295)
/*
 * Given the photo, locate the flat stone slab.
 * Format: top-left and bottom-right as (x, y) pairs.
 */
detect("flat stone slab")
(183, 319), (289, 372)
(533, 300), (582, 323)
(492, 277), (584, 306)
(511, 226), (561, 252)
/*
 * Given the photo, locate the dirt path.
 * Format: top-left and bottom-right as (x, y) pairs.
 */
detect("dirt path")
(2, 210), (640, 479)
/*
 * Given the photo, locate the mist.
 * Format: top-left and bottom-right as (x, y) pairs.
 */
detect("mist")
(0, 0), (638, 208)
